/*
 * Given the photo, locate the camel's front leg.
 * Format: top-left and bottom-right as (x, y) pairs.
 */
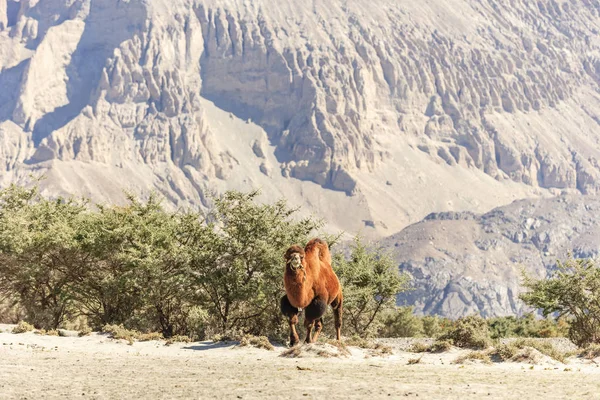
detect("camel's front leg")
(280, 295), (300, 346)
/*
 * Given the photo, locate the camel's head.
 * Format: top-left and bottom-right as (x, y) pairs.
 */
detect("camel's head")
(284, 245), (305, 271)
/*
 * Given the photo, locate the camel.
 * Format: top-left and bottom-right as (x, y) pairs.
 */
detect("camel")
(280, 238), (343, 346)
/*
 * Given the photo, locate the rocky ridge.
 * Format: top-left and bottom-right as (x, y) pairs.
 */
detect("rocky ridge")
(1, 0), (600, 235)
(385, 195), (600, 318)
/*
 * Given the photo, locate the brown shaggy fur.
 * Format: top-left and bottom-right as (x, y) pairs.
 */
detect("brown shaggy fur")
(281, 238), (343, 346)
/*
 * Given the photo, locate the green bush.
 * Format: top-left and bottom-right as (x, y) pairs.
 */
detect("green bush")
(439, 315), (492, 349)
(333, 236), (410, 337)
(379, 307), (424, 338)
(521, 257), (600, 347)
(488, 314), (569, 339)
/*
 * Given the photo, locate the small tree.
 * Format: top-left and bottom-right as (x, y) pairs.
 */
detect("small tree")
(333, 236), (410, 337)
(0, 184), (88, 329)
(189, 190), (322, 336)
(520, 257), (600, 347)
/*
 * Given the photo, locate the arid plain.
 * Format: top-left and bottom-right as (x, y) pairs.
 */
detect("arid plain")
(2, 326), (600, 400)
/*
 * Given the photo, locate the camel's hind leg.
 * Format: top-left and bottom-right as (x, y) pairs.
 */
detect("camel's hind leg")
(304, 297), (327, 343)
(280, 295), (300, 346)
(331, 294), (343, 341)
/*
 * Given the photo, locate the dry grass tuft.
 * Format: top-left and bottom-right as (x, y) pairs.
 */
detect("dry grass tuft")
(343, 336), (392, 356)
(454, 350), (492, 365)
(101, 324), (165, 345)
(490, 339), (567, 364)
(580, 344), (600, 360)
(165, 335), (192, 345)
(281, 346), (303, 358)
(12, 321), (35, 334)
(281, 342), (351, 358)
(34, 329), (59, 336)
(238, 335), (274, 351)
(409, 342), (432, 353)
(407, 355), (423, 365)
(430, 339), (454, 353)
(78, 326), (92, 337)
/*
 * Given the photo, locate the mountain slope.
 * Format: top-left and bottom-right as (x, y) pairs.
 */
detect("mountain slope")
(385, 195), (600, 318)
(1, 0), (600, 234)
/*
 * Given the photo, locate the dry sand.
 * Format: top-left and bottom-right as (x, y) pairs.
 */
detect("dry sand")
(1, 325), (600, 399)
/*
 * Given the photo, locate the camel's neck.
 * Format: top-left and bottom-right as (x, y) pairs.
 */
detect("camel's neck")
(285, 264), (308, 284)
(284, 263), (312, 308)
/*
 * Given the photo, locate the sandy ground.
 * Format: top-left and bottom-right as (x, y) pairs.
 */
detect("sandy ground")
(1, 326), (600, 399)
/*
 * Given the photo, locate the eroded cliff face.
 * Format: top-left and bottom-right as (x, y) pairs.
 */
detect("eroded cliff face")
(1, 0), (600, 234)
(385, 195), (600, 318)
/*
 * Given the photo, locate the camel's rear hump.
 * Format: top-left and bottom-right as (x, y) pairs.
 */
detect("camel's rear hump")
(304, 238), (332, 265)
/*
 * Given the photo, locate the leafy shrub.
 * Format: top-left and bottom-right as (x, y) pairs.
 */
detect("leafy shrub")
(488, 314), (569, 339)
(409, 342), (432, 353)
(0, 185), (87, 329)
(13, 321), (34, 334)
(430, 339), (454, 352)
(379, 307), (424, 338)
(188, 190), (322, 337)
(422, 315), (452, 338)
(439, 315), (492, 349)
(333, 236), (410, 337)
(521, 257), (600, 347)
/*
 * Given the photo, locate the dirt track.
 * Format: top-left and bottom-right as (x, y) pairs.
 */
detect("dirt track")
(1, 330), (600, 399)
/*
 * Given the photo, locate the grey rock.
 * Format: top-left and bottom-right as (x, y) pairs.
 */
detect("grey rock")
(385, 195), (600, 318)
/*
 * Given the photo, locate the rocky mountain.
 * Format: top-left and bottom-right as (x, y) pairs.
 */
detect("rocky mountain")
(385, 195), (600, 318)
(2, 0), (600, 235)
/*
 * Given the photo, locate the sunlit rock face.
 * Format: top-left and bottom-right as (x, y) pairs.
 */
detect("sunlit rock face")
(1, 0), (600, 236)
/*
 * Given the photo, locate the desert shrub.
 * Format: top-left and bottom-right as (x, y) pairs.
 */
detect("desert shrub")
(454, 350), (492, 365)
(430, 339), (454, 352)
(13, 321), (34, 334)
(78, 325), (92, 337)
(238, 335), (274, 351)
(422, 315), (452, 338)
(409, 338), (453, 353)
(379, 306), (424, 338)
(521, 257), (600, 347)
(35, 329), (59, 336)
(409, 342), (432, 353)
(342, 335), (392, 355)
(102, 324), (139, 344)
(72, 195), (203, 337)
(0, 184), (88, 329)
(488, 314), (569, 339)
(333, 236), (410, 337)
(439, 315), (492, 349)
(580, 344), (600, 359)
(491, 339), (566, 363)
(165, 335), (192, 345)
